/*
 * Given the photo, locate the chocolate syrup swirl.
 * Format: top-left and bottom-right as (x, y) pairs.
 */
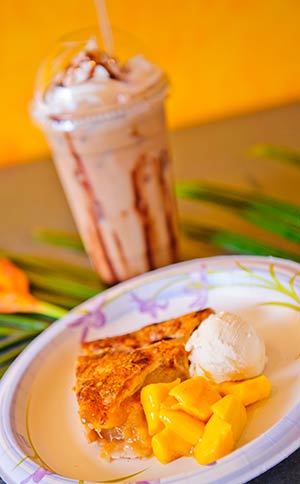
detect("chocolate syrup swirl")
(131, 150), (178, 271)
(158, 149), (179, 261)
(64, 132), (119, 282)
(131, 155), (155, 271)
(55, 40), (128, 88)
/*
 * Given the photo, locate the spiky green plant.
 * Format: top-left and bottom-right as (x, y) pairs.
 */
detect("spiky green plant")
(1, 143), (299, 377)
(0, 252), (108, 376)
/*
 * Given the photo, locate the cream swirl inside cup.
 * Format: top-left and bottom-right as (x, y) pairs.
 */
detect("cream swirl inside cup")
(33, 38), (165, 120)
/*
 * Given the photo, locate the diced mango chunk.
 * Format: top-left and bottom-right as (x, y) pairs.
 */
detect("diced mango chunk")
(152, 428), (192, 464)
(160, 395), (181, 410)
(169, 376), (221, 421)
(159, 408), (205, 445)
(194, 414), (234, 465)
(141, 379), (180, 435)
(219, 375), (272, 407)
(144, 373), (271, 466)
(211, 394), (247, 442)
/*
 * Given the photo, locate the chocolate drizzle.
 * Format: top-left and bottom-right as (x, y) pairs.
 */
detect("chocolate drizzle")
(131, 150), (179, 271)
(113, 231), (129, 275)
(61, 128), (179, 282)
(157, 149), (179, 261)
(64, 132), (119, 283)
(132, 155), (155, 270)
(54, 40), (128, 88)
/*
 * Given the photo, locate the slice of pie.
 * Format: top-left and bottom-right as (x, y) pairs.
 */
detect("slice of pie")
(75, 308), (214, 459)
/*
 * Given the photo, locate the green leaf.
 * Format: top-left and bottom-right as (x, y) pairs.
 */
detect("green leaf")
(26, 271), (101, 300)
(176, 181), (247, 210)
(251, 144), (300, 167)
(0, 314), (50, 331)
(34, 229), (85, 252)
(177, 181), (300, 222)
(35, 301), (67, 319)
(31, 289), (82, 309)
(0, 251), (104, 287)
(181, 221), (300, 261)
(177, 180), (300, 245)
(0, 331), (39, 350)
(0, 342), (29, 365)
(245, 210), (300, 243)
(0, 326), (23, 336)
(0, 363), (10, 378)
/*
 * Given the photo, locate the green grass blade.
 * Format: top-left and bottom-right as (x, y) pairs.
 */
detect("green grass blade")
(0, 251), (104, 287)
(35, 229), (85, 252)
(180, 224), (214, 242)
(245, 211), (300, 243)
(34, 301), (66, 319)
(0, 342), (28, 365)
(0, 363), (10, 378)
(251, 144), (300, 167)
(177, 181), (300, 244)
(250, 199), (300, 227)
(0, 327), (23, 336)
(181, 222), (300, 261)
(177, 181), (300, 221)
(0, 314), (50, 331)
(31, 290), (81, 309)
(0, 331), (39, 350)
(176, 181), (247, 210)
(213, 230), (299, 260)
(25, 271), (101, 300)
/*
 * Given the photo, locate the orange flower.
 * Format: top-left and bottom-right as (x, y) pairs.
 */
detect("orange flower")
(0, 259), (65, 317)
(0, 291), (40, 314)
(0, 259), (29, 294)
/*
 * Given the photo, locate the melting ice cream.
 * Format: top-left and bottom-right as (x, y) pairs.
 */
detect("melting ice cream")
(185, 311), (266, 383)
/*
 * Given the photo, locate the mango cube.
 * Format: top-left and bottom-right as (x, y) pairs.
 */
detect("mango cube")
(211, 394), (247, 441)
(169, 376), (221, 421)
(159, 408), (205, 445)
(141, 379), (180, 435)
(219, 375), (272, 406)
(152, 428), (192, 464)
(194, 414), (234, 465)
(160, 395), (181, 410)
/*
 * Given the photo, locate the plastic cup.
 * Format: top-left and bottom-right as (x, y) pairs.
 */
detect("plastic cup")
(31, 28), (179, 284)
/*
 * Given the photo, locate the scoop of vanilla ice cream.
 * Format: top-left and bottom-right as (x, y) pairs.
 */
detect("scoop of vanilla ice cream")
(185, 311), (266, 383)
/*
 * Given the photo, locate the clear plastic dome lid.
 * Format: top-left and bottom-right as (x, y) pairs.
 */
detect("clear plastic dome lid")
(31, 27), (168, 127)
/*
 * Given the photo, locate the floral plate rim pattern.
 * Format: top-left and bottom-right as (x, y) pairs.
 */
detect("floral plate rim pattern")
(0, 255), (300, 484)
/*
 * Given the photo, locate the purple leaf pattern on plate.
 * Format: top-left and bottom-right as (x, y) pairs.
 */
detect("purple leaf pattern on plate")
(20, 468), (52, 484)
(185, 264), (209, 309)
(131, 292), (168, 318)
(68, 304), (106, 342)
(127, 481), (161, 484)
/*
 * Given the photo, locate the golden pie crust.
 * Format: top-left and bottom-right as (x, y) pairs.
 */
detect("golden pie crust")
(75, 308), (214, 459)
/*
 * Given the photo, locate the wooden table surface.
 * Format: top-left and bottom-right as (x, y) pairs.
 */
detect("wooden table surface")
(1, 103), (300, 484)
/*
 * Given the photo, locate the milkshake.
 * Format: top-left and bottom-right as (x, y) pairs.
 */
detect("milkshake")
(32, 38), (179, 283)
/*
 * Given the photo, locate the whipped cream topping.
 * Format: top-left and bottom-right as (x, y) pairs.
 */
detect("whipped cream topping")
(33, 38), (165, 119)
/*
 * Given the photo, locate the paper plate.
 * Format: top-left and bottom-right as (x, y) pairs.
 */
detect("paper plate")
(0, 255), (300, 484)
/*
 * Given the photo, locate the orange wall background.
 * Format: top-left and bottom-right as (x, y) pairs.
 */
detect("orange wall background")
(3, 0), (300, 165)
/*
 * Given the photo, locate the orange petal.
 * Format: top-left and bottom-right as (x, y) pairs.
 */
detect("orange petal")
(0, 259), (29, 294)
(0, 291), (40, 313)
